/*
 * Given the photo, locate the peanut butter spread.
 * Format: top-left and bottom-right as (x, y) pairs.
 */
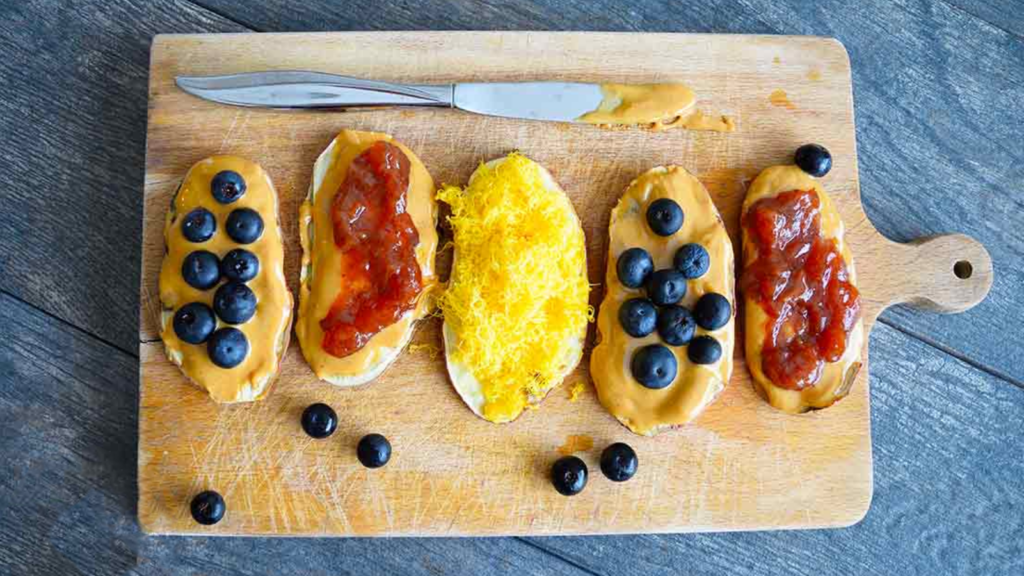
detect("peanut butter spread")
(158, 156), (293, 403)
(742, 165), (864, 413)
(296, 130), (438, 385)
(591, 167), (735, 436)
(578, 84), (735, 132)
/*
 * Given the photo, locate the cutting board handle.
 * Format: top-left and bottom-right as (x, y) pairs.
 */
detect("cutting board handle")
(870, 233), (993, 313)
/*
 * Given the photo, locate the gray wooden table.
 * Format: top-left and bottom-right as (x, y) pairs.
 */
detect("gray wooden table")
(1, 0), (1021, 574)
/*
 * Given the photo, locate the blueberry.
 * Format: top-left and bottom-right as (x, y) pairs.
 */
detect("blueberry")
(181, 250), (221, 290)
(172, 302), (216, 345)
(600, 443), (638, 482)
(688, 335), (722, 365)
(646, 198), (684, 236)
(656, 305), (696, 346)
(207, 327), (249, 368)
(357, 434), (392, 468)
(645, 269), (687, 306)
(213, 281), (257, 324)
(618, 298), (657, 338)
(301, 403), (338, 439)
(794, 144), (833, 177)
(211, 170), (246, 204)
(220, 249), (259, 283)
(674, 243), (710, 279)
(181, 208), (216, 243)
(225, 208), (264, 244)
(693, 292), (732, 331)
(616, 247), (654, 289)
(551, 456), (588, 496)
(631, 344), (677, 389)
(190, 490), (226, 525)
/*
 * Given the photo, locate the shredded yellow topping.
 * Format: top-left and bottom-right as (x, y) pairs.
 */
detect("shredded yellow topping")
(569, 381), (585, 402)
(408, 342), (441, 359)
(436, 153), (592, 422)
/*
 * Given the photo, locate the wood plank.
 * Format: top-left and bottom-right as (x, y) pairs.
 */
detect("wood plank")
(191, 0), (776, 33)
(0, 293), (139, 575)
(524, 321), (1024, 575)
(0, 0), (248, 355)
(194, 0), (1024, 386)
(138, 31), (991, 537)
(0, 292), (589, 576)
(940, 0), (1024, 37)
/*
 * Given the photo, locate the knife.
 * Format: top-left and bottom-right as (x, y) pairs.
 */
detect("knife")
(175, 70), (607, 123)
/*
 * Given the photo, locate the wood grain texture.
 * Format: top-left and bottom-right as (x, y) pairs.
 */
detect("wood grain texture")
(191, 0), (777, 33)
(940, 0), (1024, 37)
(0, 0), (246, 355)
(137, 31), (989, 536)
(6, 290), (1021, 575)
(194, 0), (1024, 385)
(0, 292), (592, 576)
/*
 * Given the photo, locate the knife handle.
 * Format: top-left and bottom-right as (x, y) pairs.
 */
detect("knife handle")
(175, 71), (454, 110)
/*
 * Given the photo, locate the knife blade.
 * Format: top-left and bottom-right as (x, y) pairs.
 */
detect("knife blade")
(175, 71), (606, 123)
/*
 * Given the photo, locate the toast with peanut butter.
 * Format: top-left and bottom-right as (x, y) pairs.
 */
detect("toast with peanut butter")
(295, 130), (438, 387)
(740, 147), (864, 413)
(158, 156), (294, 403)
(591, 166), (735, 436)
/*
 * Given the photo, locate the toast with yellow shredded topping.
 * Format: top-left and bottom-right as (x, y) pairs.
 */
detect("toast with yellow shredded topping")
(436, 153), (591, 423)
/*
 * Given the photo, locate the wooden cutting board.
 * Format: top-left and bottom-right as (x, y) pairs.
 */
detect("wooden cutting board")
(137, 32), (992, 536)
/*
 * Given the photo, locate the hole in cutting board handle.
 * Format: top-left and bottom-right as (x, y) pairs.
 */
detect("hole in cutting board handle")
(954, 260), (973, 279)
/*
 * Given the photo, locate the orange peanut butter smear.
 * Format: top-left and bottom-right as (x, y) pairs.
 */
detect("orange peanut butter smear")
(320, 141), (423, 357)
(296, 130), (438, 382)
(590, 167), (735, 436)
(578, 84), (735, 132)
(158, 156), (293, 403)
(741, 165), (864, 413)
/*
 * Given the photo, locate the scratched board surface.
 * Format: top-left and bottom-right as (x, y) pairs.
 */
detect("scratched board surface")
(138, 32), (991, 536)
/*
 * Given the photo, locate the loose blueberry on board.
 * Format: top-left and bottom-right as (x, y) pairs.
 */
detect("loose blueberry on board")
(190, 490), (226, 525)
(357, 434), (392, 469)
(225, 208), (264, 244)
(213, 282), (257, 325)
(693, 292), (732, 331)
(688, 335), (723, 365)
(600, 443), (638, 482)
(618, 298), (658, 338)
(656, 305), (697, 346)
(551, 455), (588, 496)
(220, 249), (259, 283)
(616, 247), (654, 289)
(674, 243), (710, 279)
(172, 302), (216, 345)
(181, 207), (216, 243)
(211, 170), (247, 204)
(794, 144), (833, 177)
(645, 269), (687, 306)
(181, 250), (221, 290)
(631, 344), (677, 389)
(301, 403), (338, 439)
(207, 327), (249, 368)
(646, 198), (684, 236)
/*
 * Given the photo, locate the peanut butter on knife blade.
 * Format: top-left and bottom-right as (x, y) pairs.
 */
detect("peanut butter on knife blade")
(578, 83), (735, 131)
